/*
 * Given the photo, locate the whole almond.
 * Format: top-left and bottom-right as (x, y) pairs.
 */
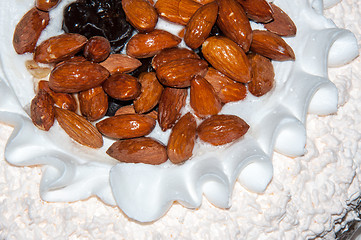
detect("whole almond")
(54, 107), (103, 148)
(158, 87), (188, 131)
(190, 75), (222, 118)
(155, 0), (201, 25)
(178, 0), (203, 24)
(133, 72), (164, 114)
(13, 8), (49, 54)
(34, 33), (88, 64)
(167, 113), (197, 164)
(202, 36), (251, 83)
(152, 47), (200, 70)
(204, 67), (235, 93)
(79, 86), (108, 121)
(193, 0), (215, 4)
(36, 0), (60, 11)
(83, 36), (111, 62)
(107, 137), (168, 165)
(236, 0), (273, 23)
(217, 0), (252, 52)
(218, 82), (247, 103)
(197, 114), (249, 146)
(102, 73), (141, 101)
(49, 61), (110, 93)
(126, 30), (181, 58)
(156, 58), (208, 87)
(248, 53), (275, 97)
(25, 60), (51, 79)
(115, 105), (158, 120)
(122, 0), (158, 32)
(96, 114), (156, 139)
(100, 54), (142, 74)
(250, 30), (295, 61)
(264, 3), (297, 37)
(184, 1), (219, 49)
(30, 89), (55, 131)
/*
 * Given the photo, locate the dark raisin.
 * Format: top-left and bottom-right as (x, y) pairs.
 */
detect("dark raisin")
(129, 57), (153, 78)
(106, 97), (133, 116)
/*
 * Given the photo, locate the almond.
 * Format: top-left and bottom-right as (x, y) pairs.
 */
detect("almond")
(106, 137), (168, 165)
(264, 3), (297, 37)
(49, 61), (110, 93)
(30, 89), (55, 131)
(197, 114), (249, 146)
(236, 0), (273, 23)
(133, 72), (164, 114)
(204, 67), (235, 93)
(156, 58), (208, 88)
(96, 114), (156, 139)
(179, 0), (203, 24)
(34, 33), (88, 64)
(193, 0), (215, 4)
(126, 30), (181, 58)
(36, 0), (60, 11)
(102, 73), (141, 101)
(79, 86), (108, 121)
(158, 87), (188, 131)
(155, 0), (201, 25)
(250, 30), (295, 61)
(122, 0), (158, 32)
(25, 60), (51, 79)
(115, 105), (158, 120)
(247, 53), (275, 97)
(151, 47), (200, 70)
(13, 8), (49, 54)
(218, 82), (247, 103)
(54, 107), (103, 148)
(184, 1), (218, 49)
(217, 0), (252, 52)
(167, 113), (197, 164)
(83, 36), (111, 62)
(190, 75), (222, 118)
(99, 54), (142, 74)
(202, 36), (251, 83)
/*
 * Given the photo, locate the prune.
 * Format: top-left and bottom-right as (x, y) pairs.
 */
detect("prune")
(63, 0), (134, 53)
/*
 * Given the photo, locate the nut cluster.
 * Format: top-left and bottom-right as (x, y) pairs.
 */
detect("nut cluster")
(13, 0), (297, 165)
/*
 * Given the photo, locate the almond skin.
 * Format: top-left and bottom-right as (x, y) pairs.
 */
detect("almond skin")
(184, 1), (219, 49)
(126, 30), (181, 58)
(202, 36), (251, 83)
(100, 54), (142, 74)
(79, 86), (109, 121)
(236, 0), (273, 23)
(102, 73), (141, 101)
(152, 47), (200, 70)
(248, 53), (275, 97)
(36, 0), (60, 11)
(83, 36), (111, 62)
(190, 75), (222, 118)
(54, 107), (103, 148)
(13, 8), (50, 54)
(217, 0), (252, 52)
(155, 0), (202, 25)
(122, 0), (158, 32)
(107, 137), (168, 165)
(264, 3), (297, 37)
(96, 114), (156, 139)
(115, 105), (158, 120)
(204, 67), (235, 93)
(34, 33), (88, 64)
(158, 87), (188, 131)
(218, 82), (247, 103)
(156, 58), (208, 87)
(30, 89), (55, 131)
(49, 61), (110, 93)
(197, 114), (249, 146)
(179, 0), (203, 25)
(167, 113), (197, 164)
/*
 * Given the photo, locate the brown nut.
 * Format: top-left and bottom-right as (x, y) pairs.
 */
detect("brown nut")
(102, 73), (141, 101)
(83, 36), (111, 62)
(79, 86), (109, 121)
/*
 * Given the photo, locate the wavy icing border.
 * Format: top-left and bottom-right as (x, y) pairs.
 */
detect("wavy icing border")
(0, 0), (358, 222)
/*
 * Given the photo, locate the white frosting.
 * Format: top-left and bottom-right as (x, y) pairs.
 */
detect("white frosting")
(0, 0), (360, 238)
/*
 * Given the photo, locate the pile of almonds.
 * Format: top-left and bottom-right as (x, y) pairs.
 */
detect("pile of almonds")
(13, 0), (296, 165)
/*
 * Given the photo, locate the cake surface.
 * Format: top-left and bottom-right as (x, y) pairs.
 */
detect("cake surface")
(0, 0), (360, 239)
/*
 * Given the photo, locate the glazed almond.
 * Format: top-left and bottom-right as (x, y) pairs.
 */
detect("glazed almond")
(204, 67), (235, 93)
(236, 0), (273, 23)
(218, 82), (247, 103)
(79, 86), (108, 121)
(152, 47), (200, 70)
(264, 3), (297, 37)
(179, 0), (203, 25)
(100, 54), (142, 74)
(248, 53), (275, 97)
(30, 90), (55, 131)
(83, 36), (111, 62)
(155, 0), (202, 25)
(122, 0), (158, 32)
(102, 73), (141, 101)
(36, 0), (60, 11)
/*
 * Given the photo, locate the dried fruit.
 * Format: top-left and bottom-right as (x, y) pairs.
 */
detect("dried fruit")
(248, 53), (275, 97)
(83, 36), (111, 62)
(152, 47), (200, 70)
(36, 0), (60, 11)
(79, 86), (108, 121)
(30, 90), (55, 131)
(264, 3), (297, 37)
(122, 0), (158, 32)
(100, 54), (142, 75)
(102, 73), (141, 101)
(13, 8), (49, 54)
(167, 113), (197, 164)
(197, 114), (249, 145)
(107, 137), (168, 165)
(236, 0), (273, 23)
(54, 107), (103, 148)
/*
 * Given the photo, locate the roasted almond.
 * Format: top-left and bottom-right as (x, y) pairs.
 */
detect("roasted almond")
(115, 105), (158, 120)
(167, 112), (197, 164)
(158, 87), (188, 131)
(102, 73), (141, 101)
(83, 36), (111, 62)
(107, 137), (168, 165)
(218, 82), (247, 103)
(184, 1), (219, 49)
(202, 36), (251, 83)
(79, 86), (108, 121)
(217, 0), (252, 52)
(204, 67), (235, 93)
(34, 33), (88, 64)
(30, 89), (55, 131)
(133, 72), (164, 114)
(236, 0), (273, 23)
(54, 107), (103, 148)
(250, 30), (295, 61)
(36, 0), (60, 11)
(193, 0), (215, 4)
(156, 58), (208, 87)
(49, 61), (110, 93)
(126, 30), (181, 58)
(152, 47), (200, 70)
(100, 54), (142, 74)
(122, 0), (158, 32)
(155, 0), (202, 25)
(197, 114), (249, 146)
(179, 0), (203, 25)
(190, 75), (222, 118)
(13, 8), (49, 54)
(264, 3), (297, 37)
(96, 114), (156, 139)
